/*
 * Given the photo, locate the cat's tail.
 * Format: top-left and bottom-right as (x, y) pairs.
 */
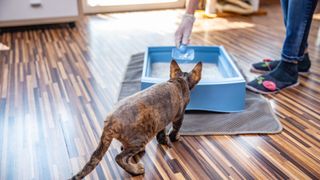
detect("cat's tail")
(71, 121), (114, 180)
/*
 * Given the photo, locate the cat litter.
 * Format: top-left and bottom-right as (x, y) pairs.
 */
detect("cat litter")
(151, 62), (225, 81)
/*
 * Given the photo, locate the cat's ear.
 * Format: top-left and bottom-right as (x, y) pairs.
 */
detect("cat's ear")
(170, 60), (182, 79)
(188, 61), (202, 89)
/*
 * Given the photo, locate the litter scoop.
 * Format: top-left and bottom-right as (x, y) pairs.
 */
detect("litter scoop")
(172, 44), (195, 61)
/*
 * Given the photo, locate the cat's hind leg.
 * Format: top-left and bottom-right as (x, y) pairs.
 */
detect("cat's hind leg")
(132, 150), (145, 163)
(115, 145), (145, 175)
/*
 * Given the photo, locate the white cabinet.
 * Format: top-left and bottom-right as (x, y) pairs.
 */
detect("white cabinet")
(0, 0), (79, 27)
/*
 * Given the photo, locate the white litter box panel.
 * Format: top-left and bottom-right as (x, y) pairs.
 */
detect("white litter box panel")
(0, 0), (78, 22)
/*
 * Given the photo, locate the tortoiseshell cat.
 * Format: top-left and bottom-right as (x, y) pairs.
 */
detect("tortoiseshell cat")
(71, 60), (202, 179)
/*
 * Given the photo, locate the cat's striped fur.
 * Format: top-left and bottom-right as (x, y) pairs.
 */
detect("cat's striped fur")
(71, 60), (202, 179)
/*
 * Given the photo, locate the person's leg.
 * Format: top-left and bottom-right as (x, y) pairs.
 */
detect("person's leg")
(250, 0), (311, 74)
(281, 0), (317, 61)
(281, 0), (288, 27)
(247, 0), (318, 94)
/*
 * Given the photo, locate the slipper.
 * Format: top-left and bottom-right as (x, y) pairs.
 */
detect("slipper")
(251, 58), (280, 73)
(251, 57), (311, 75)
(246, 75), (299, 94)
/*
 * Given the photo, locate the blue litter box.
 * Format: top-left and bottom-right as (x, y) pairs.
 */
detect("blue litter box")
(141, 46), (246, 112)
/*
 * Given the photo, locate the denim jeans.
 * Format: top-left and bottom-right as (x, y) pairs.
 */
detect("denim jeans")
(280, 0), (318, 62)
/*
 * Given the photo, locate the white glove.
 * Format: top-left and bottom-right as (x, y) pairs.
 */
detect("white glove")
(175, 13), (195, 48)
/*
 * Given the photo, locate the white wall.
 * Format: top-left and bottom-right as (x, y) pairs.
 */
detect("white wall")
(0, 0), (78, 21)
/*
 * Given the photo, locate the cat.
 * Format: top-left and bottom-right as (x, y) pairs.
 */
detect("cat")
(71, 60), (202, 179)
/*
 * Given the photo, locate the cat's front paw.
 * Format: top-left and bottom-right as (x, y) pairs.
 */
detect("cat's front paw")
(169, 132), (180, 142)
(157, 135), (168, 145)
(157, 137), (172, 148)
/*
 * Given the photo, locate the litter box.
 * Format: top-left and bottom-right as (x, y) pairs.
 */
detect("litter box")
(141, 46), (246, 112)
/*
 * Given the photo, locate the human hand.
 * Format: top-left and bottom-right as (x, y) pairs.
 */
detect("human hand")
(175, 13), (195, 48)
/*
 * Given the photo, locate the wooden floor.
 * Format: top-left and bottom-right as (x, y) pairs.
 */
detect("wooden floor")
(1, 2), (320, 180)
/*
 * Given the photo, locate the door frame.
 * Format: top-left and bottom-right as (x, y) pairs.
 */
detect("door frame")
(81, 0), (186, 14)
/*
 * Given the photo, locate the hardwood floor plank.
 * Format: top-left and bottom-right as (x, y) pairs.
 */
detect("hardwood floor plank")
(0, 2), (319, 179)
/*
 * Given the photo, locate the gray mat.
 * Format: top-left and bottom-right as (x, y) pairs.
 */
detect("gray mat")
(118, 53), (282, 135)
